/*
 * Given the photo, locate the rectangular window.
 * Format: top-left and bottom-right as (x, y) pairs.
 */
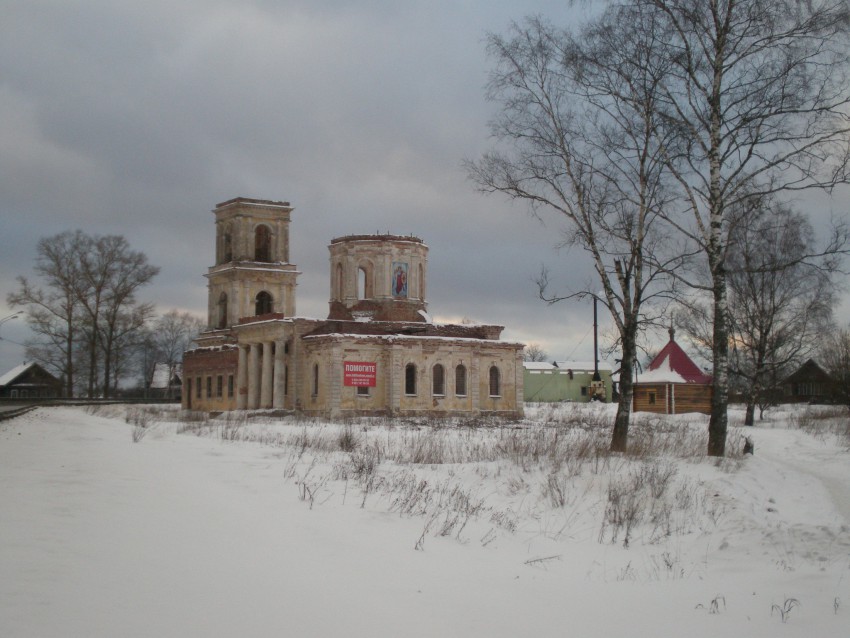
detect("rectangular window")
(648, 391), (656, 405)
(581, 386), (588, 397)
(206, 376), (212, 398)
(196, 377), (202, 398)
(228, 375), (234, 398)
(216, 375), (223, 397)
(357, 385), (370, 396)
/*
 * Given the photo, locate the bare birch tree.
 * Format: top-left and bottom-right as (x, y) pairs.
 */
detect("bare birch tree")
(641, 0), (850, 454)
(677, 199), (838, 424)
(467, 9), (684, 452)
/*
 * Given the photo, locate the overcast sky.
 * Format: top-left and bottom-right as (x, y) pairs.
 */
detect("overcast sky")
(1, 0), (847, 377)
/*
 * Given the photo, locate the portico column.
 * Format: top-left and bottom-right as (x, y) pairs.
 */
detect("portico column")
(273, 339), (286, 409)
(236, 345), (248, 409)
(248, 343), (261, 409)
(260, 341), (274, 408)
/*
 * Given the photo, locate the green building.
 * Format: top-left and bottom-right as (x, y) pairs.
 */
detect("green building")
(523, 360), (613, 403)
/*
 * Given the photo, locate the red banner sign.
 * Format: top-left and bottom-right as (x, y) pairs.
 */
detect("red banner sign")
(343, 361), (377, 387)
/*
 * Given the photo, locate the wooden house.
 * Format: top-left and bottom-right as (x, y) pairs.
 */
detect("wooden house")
(633, 330), (712, 415)
(150, 363), (183, 400)
(780, 359), (832, 404)
(0, 362), (62, 399)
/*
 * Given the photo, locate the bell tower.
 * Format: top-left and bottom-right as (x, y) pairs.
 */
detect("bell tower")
(205, 197), (299, 329)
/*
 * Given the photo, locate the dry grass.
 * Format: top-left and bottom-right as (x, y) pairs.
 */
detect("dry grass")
(789, 406), (850, 447)
(124, 402), (752, 553)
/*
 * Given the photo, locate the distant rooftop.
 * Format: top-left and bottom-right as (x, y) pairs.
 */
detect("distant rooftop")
(330, 234), (423, 245)
(215, 197), (292, 209)
(553, 361), (612, 372)
(0, 362), (31, 386)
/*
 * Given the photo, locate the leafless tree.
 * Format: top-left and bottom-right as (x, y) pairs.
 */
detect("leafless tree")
(146, 310), (204, 397)
(467, 10), (684, 451)
(74, 234), (159, 397)
(109, 304), (157, 395)
(7, 231), (84, 397)
(8, 231), (158, 398)
(523, 343), (549, 362)
(820, 325), (850, 410)
(678, 199), (838, 424)
(641, 0), (850, 454)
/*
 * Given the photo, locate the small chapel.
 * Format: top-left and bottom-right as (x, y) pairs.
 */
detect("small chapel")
(632, 328), (713, 415)
(182, 197), (524, 418)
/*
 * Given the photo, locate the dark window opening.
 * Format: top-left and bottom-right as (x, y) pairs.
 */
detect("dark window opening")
(223, 232), (232, 262)
(489, 366), (501, 397)
(255, 225), (272, 262)
(218, 292), (228, 329)
(432, 364), (445, 396)
(405, 363), (417, 395)
(255, 291), (273, 315)
(455, 365), (467, 396)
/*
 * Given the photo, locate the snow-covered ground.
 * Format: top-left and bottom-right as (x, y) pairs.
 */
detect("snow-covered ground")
(1, 404), (848, 637)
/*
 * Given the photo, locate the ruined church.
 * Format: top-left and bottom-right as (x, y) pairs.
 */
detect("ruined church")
(182, 197), (524, 417)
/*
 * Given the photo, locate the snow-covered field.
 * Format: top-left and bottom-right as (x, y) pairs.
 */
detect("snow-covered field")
(1, 403), (848, 637)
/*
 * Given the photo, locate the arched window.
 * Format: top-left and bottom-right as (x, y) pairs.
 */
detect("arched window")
(217, 292), (228, 329)
(255, 225), (272, 262)
(223, 229), (233, 262)
(336, 263), (344, 300)
(489, 366), (501, 397)
(455, 364), (467, 397)
(357, 264), (373, 300)
(490, 366), (501, 397)
(255, 291), (273, 315)
(418, 264), (424, 300)
(405, 363), (417, 395)
(432, 364), (445, 396)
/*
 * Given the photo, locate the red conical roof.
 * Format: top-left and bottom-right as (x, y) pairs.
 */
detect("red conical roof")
(647, 331), (713, 384)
